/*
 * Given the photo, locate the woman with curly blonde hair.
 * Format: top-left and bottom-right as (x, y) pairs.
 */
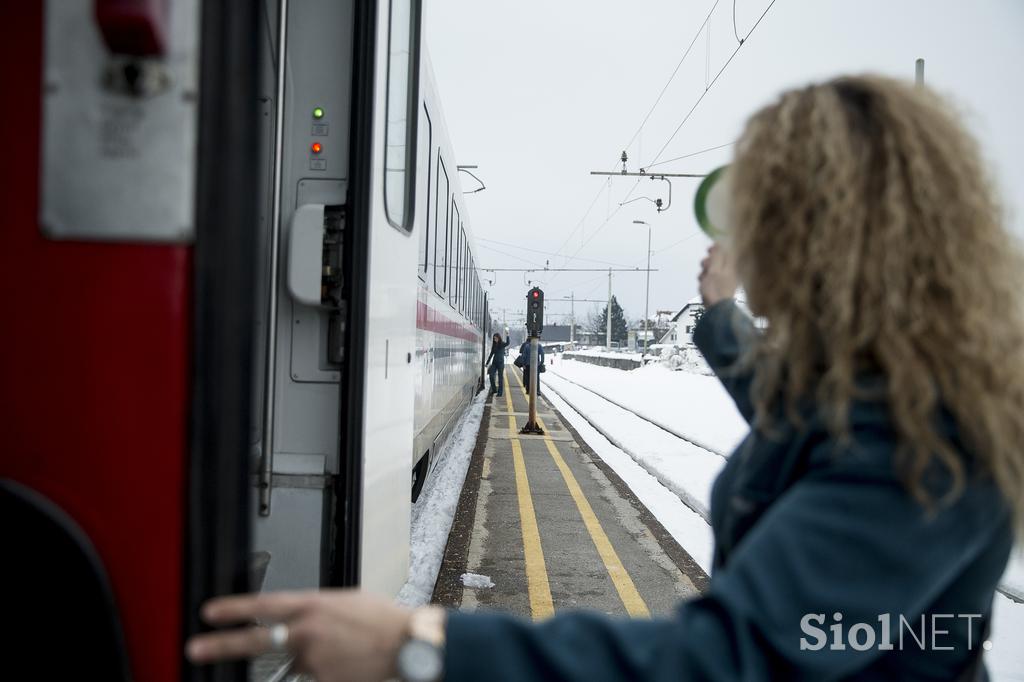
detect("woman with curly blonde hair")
(188, 76), (1018, 681)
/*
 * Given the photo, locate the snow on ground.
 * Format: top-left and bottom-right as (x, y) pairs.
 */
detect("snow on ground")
(396, 392), (487, 607)
(565, 349), (644, 361)
(990, 592), (1024, 681)
(543, 371), (724, 521)
(1000, 553), (1024, 602)
(547, 356), (747, 455)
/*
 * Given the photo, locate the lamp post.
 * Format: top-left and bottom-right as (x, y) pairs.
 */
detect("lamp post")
(633, 220), (651, 357)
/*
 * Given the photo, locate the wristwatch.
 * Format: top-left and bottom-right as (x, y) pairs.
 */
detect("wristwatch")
(396, 606), (446, 682)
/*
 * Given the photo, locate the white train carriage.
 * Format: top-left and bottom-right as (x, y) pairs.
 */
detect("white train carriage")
(412, 58), (489, 498)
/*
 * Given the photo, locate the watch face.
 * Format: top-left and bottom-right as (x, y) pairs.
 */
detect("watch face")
(397, 639), (444, 682)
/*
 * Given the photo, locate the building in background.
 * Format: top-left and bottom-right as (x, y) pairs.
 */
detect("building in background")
(658, 296), (705, 347)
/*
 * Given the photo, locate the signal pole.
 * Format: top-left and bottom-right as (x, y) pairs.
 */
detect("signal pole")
(633, 220), (651, 357)
(521, 287), (545, 435)
(606, 269), (612, 349)
(570, 292), (575, 345)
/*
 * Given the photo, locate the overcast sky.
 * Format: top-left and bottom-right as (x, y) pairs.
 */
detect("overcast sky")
(424, 0), (1024, 330)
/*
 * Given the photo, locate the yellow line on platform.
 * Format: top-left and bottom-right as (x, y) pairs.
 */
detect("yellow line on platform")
(512, 368), (651, 617)
(503, 374), (555, 620)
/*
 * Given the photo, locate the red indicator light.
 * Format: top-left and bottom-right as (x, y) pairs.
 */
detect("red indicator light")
(532, 291), (539, 298)
(311, 142), (322, 154)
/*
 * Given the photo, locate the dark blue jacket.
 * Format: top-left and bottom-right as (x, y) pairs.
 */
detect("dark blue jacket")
(445, 299), (1012, 680)
(488, 336), (510, 369)
(517, 341), (545, 367)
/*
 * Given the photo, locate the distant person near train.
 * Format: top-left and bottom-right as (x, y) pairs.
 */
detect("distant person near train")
(516, 338), (545, 394)
(486, 330), (511, 397)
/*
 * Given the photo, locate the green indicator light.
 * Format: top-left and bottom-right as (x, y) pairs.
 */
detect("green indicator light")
(313, 107), (325, 120)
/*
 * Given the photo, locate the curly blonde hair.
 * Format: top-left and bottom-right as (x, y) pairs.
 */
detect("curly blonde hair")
(729, 75), (1024, 526)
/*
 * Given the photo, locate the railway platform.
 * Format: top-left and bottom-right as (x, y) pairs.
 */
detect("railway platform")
(432, 367), (709, 619)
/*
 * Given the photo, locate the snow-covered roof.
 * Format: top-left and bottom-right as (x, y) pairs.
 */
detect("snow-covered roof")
(671, 298), (706, 322)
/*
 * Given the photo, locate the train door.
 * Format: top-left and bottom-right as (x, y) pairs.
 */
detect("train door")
(251, 0), (423, 600)
(1, 2), (261, 681)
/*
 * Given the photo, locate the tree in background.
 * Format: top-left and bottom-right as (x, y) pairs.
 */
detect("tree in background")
(588, 295), (629, 345)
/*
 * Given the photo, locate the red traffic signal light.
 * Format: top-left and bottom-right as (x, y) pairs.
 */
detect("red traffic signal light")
(526, 287), (544, 335)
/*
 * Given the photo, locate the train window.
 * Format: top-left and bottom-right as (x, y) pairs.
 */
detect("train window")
(454, 228), (461, 308)
(462, 236), (469, 313)
(383, 0), (422, 232)
(418, 105), (432, 279)
(434, 156), (449, 294)
(449, 201), (460, 303)
(459, 230), (465, 311)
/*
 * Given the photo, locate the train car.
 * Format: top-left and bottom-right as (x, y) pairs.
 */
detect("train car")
(0, 1), (487, 680)
(412, 55), (489, 499)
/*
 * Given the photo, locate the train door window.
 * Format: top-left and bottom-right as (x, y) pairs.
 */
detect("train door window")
(434, 156), (449, 295)
(419, 105), (432, 279)
(475, 274), (480, 327)
(462, 235), (468, 313)
(459, 237), (465, 313)
(455, 228), (462, 309)
(449, 201), (460, 304)
(383, 0), (422, 231)
(461, 238), (467, 313)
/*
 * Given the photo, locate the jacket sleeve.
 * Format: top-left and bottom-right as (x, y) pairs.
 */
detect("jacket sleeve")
(692, 298), (757, 422)
(444, 449), (1006, 681)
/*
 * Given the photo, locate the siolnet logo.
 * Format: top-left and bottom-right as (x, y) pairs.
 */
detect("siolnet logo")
(799, 613), (992, 652)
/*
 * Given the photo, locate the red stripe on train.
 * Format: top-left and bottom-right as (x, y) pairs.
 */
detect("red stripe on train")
(416, 300), (482, 343)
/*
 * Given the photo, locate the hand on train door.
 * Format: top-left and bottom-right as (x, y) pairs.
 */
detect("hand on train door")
(186, 589), (415, 682)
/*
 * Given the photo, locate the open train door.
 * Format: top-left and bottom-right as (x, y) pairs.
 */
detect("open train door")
(330, 0), (424, 591)
(0, 2), (261, 681)
(248, 0), (423, 606)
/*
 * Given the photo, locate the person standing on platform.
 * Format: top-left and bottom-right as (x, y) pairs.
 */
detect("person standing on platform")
(517, 338), (545, 394)
(486, 331), (510, 397)
(186, 75), (1024, 682)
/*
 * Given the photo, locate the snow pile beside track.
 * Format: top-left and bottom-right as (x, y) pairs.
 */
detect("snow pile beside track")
(397, 392), (486, 607)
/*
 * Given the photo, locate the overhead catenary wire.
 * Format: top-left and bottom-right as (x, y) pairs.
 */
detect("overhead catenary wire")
(642, 0), (778, 170)
(618, 0), (723, 160)
(549, 0), (725, 266)
(563, 1), (778, 272)
(502, 1), (779, 313)
(476, 243), (544, 268)
(644, 140), (736, 171)
(477, 237), (634, 268)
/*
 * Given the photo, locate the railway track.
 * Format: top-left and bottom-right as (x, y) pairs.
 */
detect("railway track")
(540, 369), (725, 523)
(545, 369), (728, 458)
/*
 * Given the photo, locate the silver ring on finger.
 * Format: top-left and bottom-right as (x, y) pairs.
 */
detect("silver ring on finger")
(268, 623), (290, 653)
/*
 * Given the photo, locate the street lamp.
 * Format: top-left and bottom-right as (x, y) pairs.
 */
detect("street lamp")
(632, 220), (651, 358)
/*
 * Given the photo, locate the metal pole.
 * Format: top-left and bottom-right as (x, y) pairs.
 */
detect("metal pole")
(570, 292), (575, 346)
(643, 225), (651, 357)
(529, 336), (539, 426)
(915, 58), (924, 87)
(606, 268), (612, 349)
(520, 334), (543, 435)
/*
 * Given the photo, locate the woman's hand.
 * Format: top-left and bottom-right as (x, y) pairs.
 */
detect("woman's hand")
(698, 244), (739, 307)
(186, 589), (412, 682)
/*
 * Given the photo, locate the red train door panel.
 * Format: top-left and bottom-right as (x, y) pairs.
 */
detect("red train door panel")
(1, 3), (260, 681)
